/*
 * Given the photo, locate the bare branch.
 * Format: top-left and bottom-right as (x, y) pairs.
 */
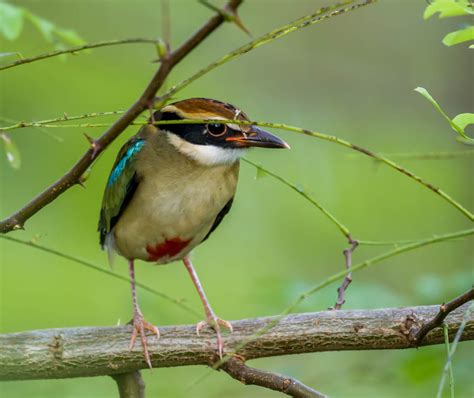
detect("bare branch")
(0, 1), (381, 233)
(0, 304), (472, 381)
(406, 287), (474, 345)
(0, 38), (160, 71)
(437, 303), (473, 398)
(111, 371), (145, 398)
(0, 0), (243, 234)
(220, 357), (327, 398)
(332, 235), (359, 310)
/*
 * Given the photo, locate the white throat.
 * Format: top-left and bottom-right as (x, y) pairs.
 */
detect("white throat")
(167, 133), (245, 166)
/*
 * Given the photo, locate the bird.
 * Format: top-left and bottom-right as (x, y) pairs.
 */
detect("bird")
(98, 97), (289, 368)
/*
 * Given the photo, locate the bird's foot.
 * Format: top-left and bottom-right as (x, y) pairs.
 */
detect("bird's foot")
(196, 314), (233, 358)
(128, 311), (160, 369)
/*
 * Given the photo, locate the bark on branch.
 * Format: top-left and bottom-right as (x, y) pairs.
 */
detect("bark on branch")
(220, 357), (327, 398)
(1, 304), (472, 381)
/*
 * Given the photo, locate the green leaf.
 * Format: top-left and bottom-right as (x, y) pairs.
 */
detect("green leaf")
(54, 28), (86, 46)
(0, 51), (23, 60)
(424, 0), (473, 20)
(18, 9), (86, 55)
(415, 87), (473, 141)
(442, 26), (474, 46)
(1, 133), (21, 169)
(255, 167), (268, 180)
(25, 12), (54, 42)
(452, 113), (474, 131)
(0, 2), (24, 40)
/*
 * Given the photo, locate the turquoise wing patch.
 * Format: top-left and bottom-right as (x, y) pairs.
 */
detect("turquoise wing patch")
(98, 137), (145, 247)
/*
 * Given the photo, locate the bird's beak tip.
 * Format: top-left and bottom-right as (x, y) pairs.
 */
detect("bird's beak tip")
(226, 126), (290, 149)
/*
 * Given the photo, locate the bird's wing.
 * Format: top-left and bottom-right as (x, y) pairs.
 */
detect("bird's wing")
(98, 136), (146, 248)
(201, 197), (234, 243)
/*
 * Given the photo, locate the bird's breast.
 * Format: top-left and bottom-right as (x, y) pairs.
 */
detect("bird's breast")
(112, 150), (239, 263)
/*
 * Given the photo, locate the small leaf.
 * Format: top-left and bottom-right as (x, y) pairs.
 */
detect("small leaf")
(414, 86), (454, 128)
(415, 87), (473, 141)
(1, 133), (21, 169)
(54, 28), (86, 46)
(25, 12), (54, 42)
(456, 136), (474, 145)
(442, 26), (474, 46)
(424, 0), (473, 20)
(52, 42), (68, 62)
(0, 51), (23, 60)
(0, 2), (24, 41)
(255, 167), (268, 180)
(452, 113), (474, 132)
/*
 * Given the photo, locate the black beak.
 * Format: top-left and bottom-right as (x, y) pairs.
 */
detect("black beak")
(225, 126), (290, 149)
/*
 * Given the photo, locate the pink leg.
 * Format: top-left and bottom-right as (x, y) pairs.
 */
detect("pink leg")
(183, 255), (232, 358)
(128, 259), (160, 369)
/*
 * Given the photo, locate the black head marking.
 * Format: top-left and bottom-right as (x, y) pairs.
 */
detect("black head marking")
(155, 111), (240, 147)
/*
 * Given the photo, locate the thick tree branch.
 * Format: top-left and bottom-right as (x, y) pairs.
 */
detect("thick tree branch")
(111, 371), (145, 398)
(220, 357), (327, 398)
(1, 304), (472, 381)
(0, 0), (243, 234)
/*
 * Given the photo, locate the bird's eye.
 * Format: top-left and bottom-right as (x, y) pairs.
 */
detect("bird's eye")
(206, 123), (227, 137)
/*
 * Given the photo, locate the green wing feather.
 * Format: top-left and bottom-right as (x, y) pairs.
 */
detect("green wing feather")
(98, 136), (145, 247)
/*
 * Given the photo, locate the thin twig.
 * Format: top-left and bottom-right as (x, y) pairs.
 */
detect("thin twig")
(0, 0), (243, 233)
(0, 1), (376, 233)
(201, 228), (474, 374)
(161, 0), (171, 48)
(0, 38), (161, 71)
(112, 371), (145, 398)
(151, 118), (474, 221)
(242, 158), (351, 238)
(332, 235), (359, 310)
(0, 235), (200, 317)
(242, 159), (360, 310)
(436, 303), (473, 398)
(0, 111), (127, 131)
(348, 149), (474, 160)
(220, 357), (327, 398)
(409, 287), (474, 344)
(442, 323), (455, 398)
(161, 0), (375, 104)
(3, 115), (472, 225)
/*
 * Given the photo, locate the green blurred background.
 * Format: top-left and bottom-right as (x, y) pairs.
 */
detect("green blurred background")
(1, 0), (473, 397)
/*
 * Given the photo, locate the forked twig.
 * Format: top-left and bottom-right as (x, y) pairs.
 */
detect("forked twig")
(408, 287), (474, 345)
(332, 235), (359, 310)
(220, 357), (327, 398)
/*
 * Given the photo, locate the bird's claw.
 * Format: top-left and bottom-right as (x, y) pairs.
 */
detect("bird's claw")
(128, 312), (160, 369)
(196, 315), (233, 358)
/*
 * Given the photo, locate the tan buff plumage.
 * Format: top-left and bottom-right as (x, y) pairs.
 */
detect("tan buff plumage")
(112, 125), (239, 263)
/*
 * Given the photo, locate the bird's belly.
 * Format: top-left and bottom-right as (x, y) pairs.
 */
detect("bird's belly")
(112, 168), (236, 263)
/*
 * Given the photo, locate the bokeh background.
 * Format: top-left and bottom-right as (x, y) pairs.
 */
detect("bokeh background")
(1, 0), (473, 397)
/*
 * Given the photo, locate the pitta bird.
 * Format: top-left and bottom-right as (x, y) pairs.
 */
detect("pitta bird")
(98, 98), (289, 367)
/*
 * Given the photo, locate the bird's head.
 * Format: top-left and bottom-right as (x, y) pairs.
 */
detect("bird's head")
(153, 98), (289, 166)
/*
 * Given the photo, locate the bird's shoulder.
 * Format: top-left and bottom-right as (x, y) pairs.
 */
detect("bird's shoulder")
(98, 133), (149, 247)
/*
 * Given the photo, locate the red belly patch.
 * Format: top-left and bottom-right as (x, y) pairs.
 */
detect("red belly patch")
(146, 238), (191, 261)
